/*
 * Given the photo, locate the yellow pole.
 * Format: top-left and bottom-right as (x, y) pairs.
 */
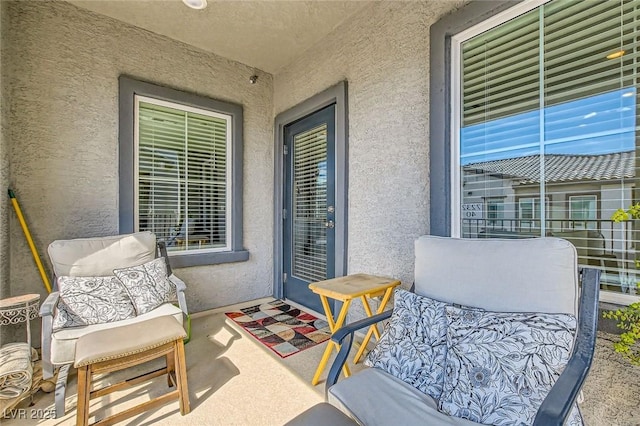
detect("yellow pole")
(8, 189), (52, 293)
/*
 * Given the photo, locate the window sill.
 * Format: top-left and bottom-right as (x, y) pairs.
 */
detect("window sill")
(168, 250), (249, 268)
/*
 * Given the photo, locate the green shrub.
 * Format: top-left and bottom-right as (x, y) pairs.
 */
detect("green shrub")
(604, 203), (640, 365)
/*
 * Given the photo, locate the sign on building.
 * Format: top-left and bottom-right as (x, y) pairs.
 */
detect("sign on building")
(462, 203), (483, 219)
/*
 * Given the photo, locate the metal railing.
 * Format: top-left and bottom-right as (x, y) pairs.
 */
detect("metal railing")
(462, 218), (638, 294)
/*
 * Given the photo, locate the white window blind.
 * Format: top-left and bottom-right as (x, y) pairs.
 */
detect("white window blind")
(457, 0), (640, 300)
(292, 124), (328, 283)
(136, 97), (231, 253)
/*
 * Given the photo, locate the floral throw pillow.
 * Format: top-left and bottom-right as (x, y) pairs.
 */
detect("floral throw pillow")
(364, 289), (449, 400)
(113, 257), (177, 315)
(53, 275), (136, 331)
(439, 306), (577, 425)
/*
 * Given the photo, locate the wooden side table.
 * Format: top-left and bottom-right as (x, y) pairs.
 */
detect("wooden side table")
(308, 274), (400, 385)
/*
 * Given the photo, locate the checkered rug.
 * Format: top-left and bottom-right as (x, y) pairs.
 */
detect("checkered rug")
(225, 300), (331, 358)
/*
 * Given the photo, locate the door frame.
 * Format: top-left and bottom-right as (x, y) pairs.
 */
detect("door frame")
(273, 81), (348, 301)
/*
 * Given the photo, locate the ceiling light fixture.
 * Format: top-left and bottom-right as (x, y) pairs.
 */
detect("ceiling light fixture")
(249, 75), (258, 84)
(182, 0), (207, 10)
(606, 50), (625, 60)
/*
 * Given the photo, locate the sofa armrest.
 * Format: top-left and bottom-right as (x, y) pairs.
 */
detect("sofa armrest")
(39, 291), (60, 379)
(533, 267), (600, 426)
(159, 240), (188, 317)
(330, 310), (392, 345)
(325, 310), (393, 397)
(169, 274), (189, 316)
(40, 291), (60, 317)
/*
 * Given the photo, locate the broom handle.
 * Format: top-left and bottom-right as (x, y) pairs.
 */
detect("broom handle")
(8, 189), (52, 293)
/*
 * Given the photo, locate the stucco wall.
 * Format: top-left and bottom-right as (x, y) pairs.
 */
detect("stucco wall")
(274, 1), (464, 293)
(0, 1), (9, 303)
(4, 1), (274, 317)
(0, 0), (13, 347)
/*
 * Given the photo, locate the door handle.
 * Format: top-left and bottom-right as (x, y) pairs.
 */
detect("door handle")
(325, 220), (335, 229)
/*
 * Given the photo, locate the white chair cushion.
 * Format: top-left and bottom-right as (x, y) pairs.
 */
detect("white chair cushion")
(48, 232), (156, 277)
(414, 236), (578, 315)
(50, 303), (182, 365)
(328, 368), (479, 426)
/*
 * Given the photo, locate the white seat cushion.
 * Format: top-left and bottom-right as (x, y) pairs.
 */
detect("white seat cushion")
(50, 303), (183, 365)
(328, 368), (479, 426)
(48, 232), (156, 277)
(414, 236), (578, 316)
(74, 316), (186, 368)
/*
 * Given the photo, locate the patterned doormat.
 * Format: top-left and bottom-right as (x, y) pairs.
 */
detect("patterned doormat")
(225, 300), (331, 358)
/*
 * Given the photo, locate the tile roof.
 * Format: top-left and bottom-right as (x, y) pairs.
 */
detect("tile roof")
(463, 151), (635, 184)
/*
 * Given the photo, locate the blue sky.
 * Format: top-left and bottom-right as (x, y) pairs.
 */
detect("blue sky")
(461, 87), (637, 165)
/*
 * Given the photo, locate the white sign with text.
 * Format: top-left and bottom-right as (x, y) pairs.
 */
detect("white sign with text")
(462, 203), (483, 219)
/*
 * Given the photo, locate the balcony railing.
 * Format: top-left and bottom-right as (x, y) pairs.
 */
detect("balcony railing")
(462, 218), (638, 294)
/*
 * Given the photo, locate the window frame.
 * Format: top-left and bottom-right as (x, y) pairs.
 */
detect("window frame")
(430, 0), (639, 305)
(429, 0), (526, 238)
(449, 0), (549, 238)
(485, 197), (506, 227)
(515, 196), (550, 231)
(119, 76), (248, 268)
(134, 95), (233, 253)
(518, 197), (538, 221)
(568, 194), (598, 230)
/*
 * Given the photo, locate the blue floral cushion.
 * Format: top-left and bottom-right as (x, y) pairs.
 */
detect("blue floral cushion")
(113, 257), (176, 315)
(53, 276), (136, 330)
(440, 306), (578, 425)
(364, 289), (448, 400)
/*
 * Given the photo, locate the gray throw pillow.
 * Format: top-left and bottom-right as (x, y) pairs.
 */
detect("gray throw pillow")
(53, 275), (136, 331)
(440, 305), (577, 425)
(113, 257), (177, 315)
(364, 288), (449, 400)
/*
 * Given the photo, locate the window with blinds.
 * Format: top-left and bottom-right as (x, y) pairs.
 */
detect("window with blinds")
(456, 0), (640, 300)
(292, 124), (328, 283)
(135, 96), (231, 253)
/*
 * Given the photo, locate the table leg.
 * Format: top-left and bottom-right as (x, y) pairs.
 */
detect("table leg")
(353, 287), (395, 364)
(311, 297), (352, 385)
(320, 295), (336, 331)
(359, 296), (382, 340)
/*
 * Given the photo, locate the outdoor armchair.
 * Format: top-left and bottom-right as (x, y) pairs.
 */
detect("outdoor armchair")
(40, 231), (188, 418)
(325, 236), (600, 426)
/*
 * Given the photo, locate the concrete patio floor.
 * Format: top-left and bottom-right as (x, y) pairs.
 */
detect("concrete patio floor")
(2, 298), (639, 425)
(2, 299), (328, 425)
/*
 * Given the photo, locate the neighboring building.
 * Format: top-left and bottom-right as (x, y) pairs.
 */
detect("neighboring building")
(462, 151), (637, 293)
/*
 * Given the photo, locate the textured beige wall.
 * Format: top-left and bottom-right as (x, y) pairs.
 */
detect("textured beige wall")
(4, 1), (274, 314)
(275, 1), (463, 292)
(0, 1), (8, 302)
(0, 1), (10, 347)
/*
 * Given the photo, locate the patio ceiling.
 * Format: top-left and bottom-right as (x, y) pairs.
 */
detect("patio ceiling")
(67, 0), (372, 74)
